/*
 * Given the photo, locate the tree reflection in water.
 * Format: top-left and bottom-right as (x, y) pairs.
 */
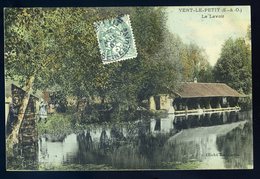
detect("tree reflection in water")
(37, 111), (253, 170)
(174, 111), (241, 130)
(216, 122), (253, 169)
(110, 126), (126, 148)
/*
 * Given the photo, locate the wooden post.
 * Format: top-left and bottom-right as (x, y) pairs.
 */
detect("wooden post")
(184, 98), (188, 112)
(206, 98), (211, 109)
(217, 97), (221, 108)
(235, 97), (239, 107)
(197, 98), (201, 109)
(227, 97), (230, 107)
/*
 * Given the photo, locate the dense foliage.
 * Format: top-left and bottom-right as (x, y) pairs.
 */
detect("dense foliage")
(5, 8), (185, 122)
(213, 38), (252, 94)
(179, 42), (213, 82)
(5, 8), (251, 122)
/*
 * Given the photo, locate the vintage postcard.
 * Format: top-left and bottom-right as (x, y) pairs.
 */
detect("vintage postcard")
(4, 6), (252, 171)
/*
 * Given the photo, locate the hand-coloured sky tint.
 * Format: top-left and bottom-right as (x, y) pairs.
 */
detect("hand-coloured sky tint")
(166, 6), (251, 66)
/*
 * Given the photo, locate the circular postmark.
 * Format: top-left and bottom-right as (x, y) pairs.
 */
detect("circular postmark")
(98, 16), (132, 61)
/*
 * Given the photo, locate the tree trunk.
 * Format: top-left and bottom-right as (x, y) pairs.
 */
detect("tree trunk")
(6, 75), (35, 156)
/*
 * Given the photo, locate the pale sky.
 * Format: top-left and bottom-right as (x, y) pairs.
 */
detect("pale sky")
(166, 6), (251, 66)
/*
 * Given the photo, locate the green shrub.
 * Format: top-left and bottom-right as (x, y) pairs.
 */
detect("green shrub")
(37, 113), (73, 136)
(238, 95), (252, 111)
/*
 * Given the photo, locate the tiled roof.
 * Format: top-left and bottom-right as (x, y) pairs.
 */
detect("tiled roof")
(175, 82), (242, 98)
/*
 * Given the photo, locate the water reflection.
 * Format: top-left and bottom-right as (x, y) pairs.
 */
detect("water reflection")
(173, 111), (243, 131)
(39, 134), (78, 164)
(216, 122), (253, 169)
(150, 117), (174, 134)
(164, 120), (251, 169)
(38, 111), (253, 169)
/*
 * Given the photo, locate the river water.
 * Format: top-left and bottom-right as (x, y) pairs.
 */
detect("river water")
(38, 111), (253, 170)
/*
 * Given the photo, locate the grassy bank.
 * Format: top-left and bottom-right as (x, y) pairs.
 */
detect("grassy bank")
(38, 161), (201, 170)
(37, 109), (154, 136)
(39, 163), (113, 171)
(37, 113), (74, 136)
(161, 161), (201, 169)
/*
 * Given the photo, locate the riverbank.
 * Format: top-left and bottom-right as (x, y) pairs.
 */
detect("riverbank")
(8, 110), (253, 170)
(37, 113), (74, 137)
(39, 163), (113, 171)
(37, 109), (168, 137)
(38, 161), (201, 171)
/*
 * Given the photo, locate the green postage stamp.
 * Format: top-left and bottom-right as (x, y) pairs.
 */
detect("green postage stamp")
(94, 14), (138, 64)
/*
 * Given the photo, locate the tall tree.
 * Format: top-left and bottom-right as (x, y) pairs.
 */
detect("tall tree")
(5, 8), (102, 154)
(197, 63), (214, 82)
(5, 8), (63, 152)
(56, 7), (182, 111)
(5, 7), (184, 151)
(213, 38), (252, 94)
(180, 43), (211, 82)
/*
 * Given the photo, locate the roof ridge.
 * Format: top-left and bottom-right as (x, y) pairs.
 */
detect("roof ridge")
(181, 82), (226, 85)
(177, 82), (241, 97)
